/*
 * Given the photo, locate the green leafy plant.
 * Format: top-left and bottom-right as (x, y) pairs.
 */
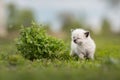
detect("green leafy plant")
(16, 23), (66, 60)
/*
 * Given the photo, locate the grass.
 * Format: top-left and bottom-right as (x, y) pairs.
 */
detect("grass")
(0, 34), (120, 80)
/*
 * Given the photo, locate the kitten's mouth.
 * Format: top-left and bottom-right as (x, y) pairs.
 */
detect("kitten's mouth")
(79, 42), (82, 45)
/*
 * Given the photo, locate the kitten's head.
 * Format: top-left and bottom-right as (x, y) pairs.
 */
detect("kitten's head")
(71, 29), (90, 45)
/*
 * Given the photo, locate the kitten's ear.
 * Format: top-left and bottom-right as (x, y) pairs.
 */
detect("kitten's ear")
(84, 31), (89, 37)
(71, 29), (74, 32)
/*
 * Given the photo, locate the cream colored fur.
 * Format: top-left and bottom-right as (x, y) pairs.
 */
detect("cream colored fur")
(70, 29), (96, 60)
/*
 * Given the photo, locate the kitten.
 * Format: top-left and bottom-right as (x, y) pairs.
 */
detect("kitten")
(70, 29), (96, 60)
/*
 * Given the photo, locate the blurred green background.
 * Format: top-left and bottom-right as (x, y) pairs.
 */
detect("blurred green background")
(0, 0), (120, 80)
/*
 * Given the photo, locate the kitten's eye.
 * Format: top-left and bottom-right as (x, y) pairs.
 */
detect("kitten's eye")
(77, 38), (81, 39)
(73, 37), (75, 39)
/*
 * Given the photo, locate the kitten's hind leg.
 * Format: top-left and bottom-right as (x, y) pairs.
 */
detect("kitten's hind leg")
(87, 53), (94, 60)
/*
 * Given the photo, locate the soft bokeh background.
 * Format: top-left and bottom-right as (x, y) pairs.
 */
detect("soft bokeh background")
(0, 0), (120, 80)
(0, 0), (120, 37)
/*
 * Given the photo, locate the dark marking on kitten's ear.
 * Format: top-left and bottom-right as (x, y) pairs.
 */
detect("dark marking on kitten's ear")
(84, 31), (89, 37)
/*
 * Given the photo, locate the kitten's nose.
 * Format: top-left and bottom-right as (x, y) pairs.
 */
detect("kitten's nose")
(74, 39), (77, 43)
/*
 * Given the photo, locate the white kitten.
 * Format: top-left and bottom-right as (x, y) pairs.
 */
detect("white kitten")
(70, 29), (96, 60)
